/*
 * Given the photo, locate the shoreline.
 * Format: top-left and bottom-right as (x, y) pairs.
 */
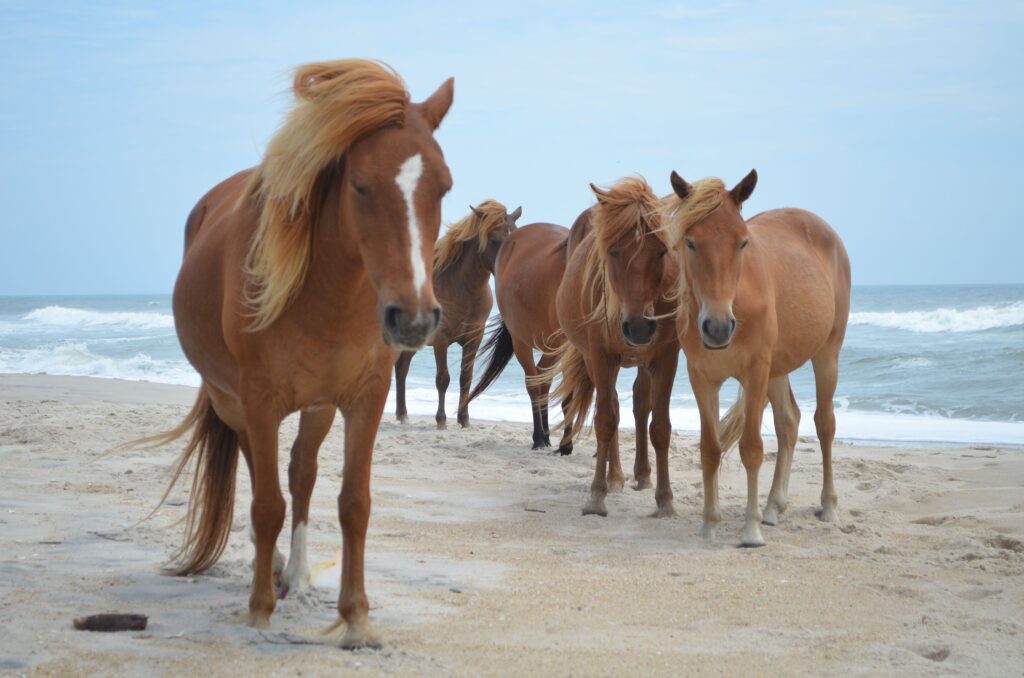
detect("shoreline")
(1, 373), (1022, 675)
(2, 372), (1021, 449)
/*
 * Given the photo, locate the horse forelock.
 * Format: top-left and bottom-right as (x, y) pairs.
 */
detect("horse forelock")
(433, 199), (509, 272)
(243, 59), (411, 331)
(658, 177), (728, 334)
(583, 177), (661, 329)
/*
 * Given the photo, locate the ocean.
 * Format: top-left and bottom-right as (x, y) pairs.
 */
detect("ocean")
(1, 286), (1022, 446)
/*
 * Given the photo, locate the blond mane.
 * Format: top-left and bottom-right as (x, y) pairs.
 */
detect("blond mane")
(582, 177), (664, 329)
(243, 59), (410, 330)
(433, 200), (508, 272)
(658, 177), (728, 333)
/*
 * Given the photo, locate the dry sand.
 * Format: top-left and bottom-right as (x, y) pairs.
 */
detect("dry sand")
(0, 373), (1022, 676)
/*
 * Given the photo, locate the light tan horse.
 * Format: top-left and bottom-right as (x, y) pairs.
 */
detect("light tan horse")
(662, 169), (850, 546)
(547, 178), (679, 517)
(467, 221), (572, 451)
(394, 200), (520, 428)
(147, 60), (454, 647)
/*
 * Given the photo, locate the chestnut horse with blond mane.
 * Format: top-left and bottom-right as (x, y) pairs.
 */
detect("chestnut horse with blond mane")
(662, 169), (850, 547)
(467, 221), (573, 451)
(394, 200), (520, 428)
(546, 178), (679, 517)
(144, 60), (454, 647)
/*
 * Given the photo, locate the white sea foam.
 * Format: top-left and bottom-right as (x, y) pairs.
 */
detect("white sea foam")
(850, 301), (1024, 333)
(0, 343), (199, 386)
(22, 306), (174, 330)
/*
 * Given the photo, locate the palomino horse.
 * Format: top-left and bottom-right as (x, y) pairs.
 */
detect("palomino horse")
(467, 221), (573, 452)
(394, 201), (520, 428)
(546, 178), (679, 517)
(662, 169), (850, 546)
(149, 60), (454, 647)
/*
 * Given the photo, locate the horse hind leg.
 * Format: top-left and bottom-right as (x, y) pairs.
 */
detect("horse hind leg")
(812, 349), (840, 522)
(513, 338), (548, 449)
(433, 343), (451, 430)
(280, 407), (336, 598)
(394, 351), (414, 423)
(763, 376), (799, 526)
(457, 333), (482, 428)
(631, 368), (653, 490)
(238, 436), (285, 588)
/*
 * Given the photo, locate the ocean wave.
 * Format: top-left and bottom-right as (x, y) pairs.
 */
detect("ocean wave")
(22, 306), (174, 330)
(0, 342), (199, 386)
(849, 301), (1024, 333)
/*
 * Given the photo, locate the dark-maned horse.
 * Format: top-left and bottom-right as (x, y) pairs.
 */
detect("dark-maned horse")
(394, 201), (520, 428)
(144, 60), (454, 647)
(663, 170), (850, 546)
(467, 222), (572, 451)
(546, 178), (680, 517)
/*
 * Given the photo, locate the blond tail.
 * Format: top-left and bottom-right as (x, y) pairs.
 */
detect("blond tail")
(531, 340), (595, 441)
(135, 385), (240, 575)
(717, 386), (746, 455)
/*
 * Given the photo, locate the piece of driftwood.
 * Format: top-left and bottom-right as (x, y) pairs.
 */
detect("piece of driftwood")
(73, 614), (148, 632)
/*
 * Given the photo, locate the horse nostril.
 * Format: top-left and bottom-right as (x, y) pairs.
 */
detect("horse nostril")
(702, 318), (713, 337)
(621, 321), (631, 340)
(728, 317), (736, 334)
(431, 305), (442, 329)
(383, 304), (403, 334)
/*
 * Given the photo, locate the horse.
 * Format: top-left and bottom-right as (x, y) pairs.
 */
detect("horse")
(467, 221), (573, 452)
(661, 169), (851, 547)
(145, 60), (454, 647)
(545, 177), (680, 517)
(394, 201), (520, 428)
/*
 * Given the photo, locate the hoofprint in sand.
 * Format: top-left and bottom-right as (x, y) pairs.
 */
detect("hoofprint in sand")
(0, 374), (1021, 676)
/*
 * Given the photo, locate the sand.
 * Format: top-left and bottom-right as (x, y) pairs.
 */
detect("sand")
(0, 373), (1021, 676)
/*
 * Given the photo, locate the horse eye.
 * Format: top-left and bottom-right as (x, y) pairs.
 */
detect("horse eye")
(352, 183), (369, 196)
(685, 239), (696, 251)
(609, 249), (621, 258)
(740, 239), (749, 250)
(658, 248), (667, 258)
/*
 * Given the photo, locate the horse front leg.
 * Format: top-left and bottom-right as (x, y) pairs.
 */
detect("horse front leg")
(332, 374), (389, 649)
(280, 406), (336, 598)
(393, 351), (414, 423)
(240, 394), (286, 629)
(583, 356), (621, 515)
(690, 368), (722, 540)
(432, 342), (450, 430)
(738, 367), (770, 547)
(648, 346), (679, 517)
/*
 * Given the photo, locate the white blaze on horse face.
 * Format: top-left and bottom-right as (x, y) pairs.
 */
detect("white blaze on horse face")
(395, 153), (427, 296)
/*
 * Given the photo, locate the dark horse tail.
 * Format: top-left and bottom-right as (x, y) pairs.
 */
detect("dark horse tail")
(135, 385), (240, 575)
(467, 316), (514, 404)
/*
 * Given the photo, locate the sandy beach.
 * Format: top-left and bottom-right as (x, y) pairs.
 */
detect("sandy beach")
(0, 373), (1021, 676)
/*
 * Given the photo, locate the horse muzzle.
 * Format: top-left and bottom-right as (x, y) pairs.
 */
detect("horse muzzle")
(621, 317), (657, 347)
(699, 314), (736, 350)
(379, 302), (442, 350)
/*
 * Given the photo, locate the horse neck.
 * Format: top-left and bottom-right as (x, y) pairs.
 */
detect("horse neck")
(300, 181), (370, 318)
(438, 241), (490, 290)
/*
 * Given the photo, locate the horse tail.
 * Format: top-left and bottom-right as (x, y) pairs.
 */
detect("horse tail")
(467, 317), (514, 403)
(155, 385), (240, 575)
(539, 340), (594, 440)
(718, 386), (746, 455)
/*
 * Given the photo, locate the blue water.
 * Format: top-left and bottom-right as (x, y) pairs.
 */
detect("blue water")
(1, 286), (1022, 445)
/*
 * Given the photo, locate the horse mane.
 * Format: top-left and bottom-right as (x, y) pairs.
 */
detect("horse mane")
(659, 177), (728, 334)
(434, 199), (508, 273)
(582, 176), (663, 329)
(243, 59), (410, 330)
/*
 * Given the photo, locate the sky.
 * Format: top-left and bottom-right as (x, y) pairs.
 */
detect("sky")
(1, 1), (1022, 294)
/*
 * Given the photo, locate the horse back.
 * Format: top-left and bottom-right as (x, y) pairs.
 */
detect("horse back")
(494, 222), (568, 349)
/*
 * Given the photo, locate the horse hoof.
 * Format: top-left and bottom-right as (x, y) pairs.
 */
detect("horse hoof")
(582, 498), (607, 517)
(558, 443), (573, 456)
(740, 524), (766, 547)
(762, 508), (780, 526)
(607, 477), (625, 493)
(247, 610), (272, 629)
(817, 506), (838, 523)
(699, 523), (717, 540)
(632, 477), (653, 491)
(396, 414), (408, 423)
(649, 504), (676, 519)
(335, 621), (381, 650)
(436, 421), (447, 431)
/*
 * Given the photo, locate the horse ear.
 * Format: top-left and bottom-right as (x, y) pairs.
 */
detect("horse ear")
(508, 206), (522, 224)
(590, 182), (611, 203)
(419, 77), (454, 130)
(670, 171), (691, 200)
(470, 204), (485, 219)
(729, 169), (757, 207)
